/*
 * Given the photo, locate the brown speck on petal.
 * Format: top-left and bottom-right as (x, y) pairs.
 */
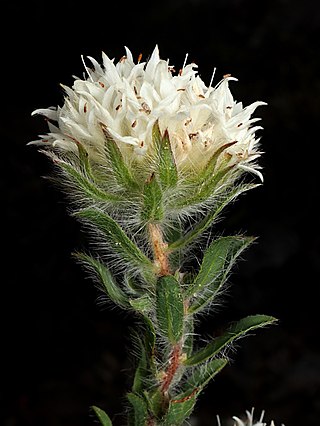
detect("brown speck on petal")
(140, 102), (151, 114)
(189, 132), (198, 139)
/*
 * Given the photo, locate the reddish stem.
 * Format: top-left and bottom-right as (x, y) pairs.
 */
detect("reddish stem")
(148, 223), (171, 276)
(161, 343), (182, 395)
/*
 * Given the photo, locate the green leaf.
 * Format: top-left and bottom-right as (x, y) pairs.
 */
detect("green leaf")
(184, 315), (277, 366)
(163, 358), (227, 425)
(141, 173), (164, 222)
(187, 236), (255, 313)
(185, 357), (228, 388)
(60, 162), (121, 203)
(187, 235), (254, 298)
(131, 316), (157, 395)
(143, 316), (156, 365)
(127, 393), (149, 425)
(132, 333), (149, 394)
(156, 275), (184, 344)
(129, 294), (153, 314)
(201, 142), (236, 181)
(75, 253), (129, 308)
(100, 123), (138, 190)
(123, 273), (144, 297)
(144, 388), (167, 419)
(165, 222), (183, 271)
(152, 121), (178, 190)
(169, 184), (258, 251)
(91, 406), (113, 426)
(75, 207), (154, 276)
(176, 165), (235, 208)
(76, 139), (94, 179)
(163, 392), (197, 426)
(183, 316), (194, 357)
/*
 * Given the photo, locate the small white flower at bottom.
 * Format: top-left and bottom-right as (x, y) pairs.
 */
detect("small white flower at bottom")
(216, 408), (285, 426)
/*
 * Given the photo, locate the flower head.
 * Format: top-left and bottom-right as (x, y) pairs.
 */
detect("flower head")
(30, 45), (265, 182)
(217, 408), (284, 426)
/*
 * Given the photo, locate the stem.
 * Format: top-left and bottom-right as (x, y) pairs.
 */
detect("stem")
(160, 343), (182, 396)
(148, 223), (171, 276)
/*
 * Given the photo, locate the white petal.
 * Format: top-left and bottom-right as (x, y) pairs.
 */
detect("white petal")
(102, 52), (122, 85)
(124, 46), (134, 65)
(106, 127), (139, 146)
(238, 163), (264, 182)
(32, 107), (58, 121)
(87, 55), (104, 75)
(232, 416), (246, 426)
(145, 45), (160, 79)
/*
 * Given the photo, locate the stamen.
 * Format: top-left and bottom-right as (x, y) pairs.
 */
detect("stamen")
(182, 52), (189, 70)
(209, 67), (217, 88)
(81, 55), (94, 82)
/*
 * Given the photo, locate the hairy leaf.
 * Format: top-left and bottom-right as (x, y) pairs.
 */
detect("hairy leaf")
(132, 331), (149, 394)
(188, 236), (255, 313)
(200, 141), (237, 182)
(76, 139), (94, 179)
(163, 358), (227, 425)
(183, 316), (194, 357)
(130, 294), (153, 314)
(144, 388), (166, 419)
(60, 162), (121, 203)
(163, 392), (197, 426)
(76, 207), (154, 276)
(141, 173), (164, 222)
(75, 253), (129, 308)
(101, 123), (138, 190)
(152, 121), (178, 190)
(184, 315), (277, 366)
(156, 275), (184, 344)
(169, 184), (258, 251)
(176, 165), (235, 208)
(91, 406), (113, 426)
(186, 357), (228, 388)
(127, 393), (149, 425)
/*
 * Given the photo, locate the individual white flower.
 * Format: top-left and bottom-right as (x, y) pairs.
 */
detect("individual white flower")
(30, 45), (266, 181)
(216, 408), (285, 426)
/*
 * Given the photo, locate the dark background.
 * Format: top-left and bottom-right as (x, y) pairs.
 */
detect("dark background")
(2, 0), (320, 425)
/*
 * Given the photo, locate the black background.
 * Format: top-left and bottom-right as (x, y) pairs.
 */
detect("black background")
(2, 1), (320, 425)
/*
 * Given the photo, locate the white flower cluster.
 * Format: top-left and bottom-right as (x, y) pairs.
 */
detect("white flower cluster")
(31, 45), (265, 180)
(217, 408), (284, 426)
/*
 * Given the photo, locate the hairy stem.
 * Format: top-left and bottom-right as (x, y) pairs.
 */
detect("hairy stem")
(148, 223), (171, 276)
(160, 343), (182, 395)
